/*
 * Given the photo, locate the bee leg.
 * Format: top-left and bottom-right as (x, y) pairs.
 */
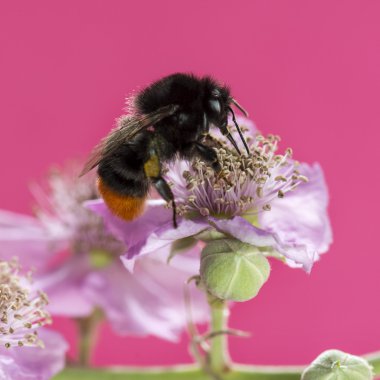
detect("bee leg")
(194, 142), (221, 173)
(151, 176), (178, 229)
(144, 151), (178, 228)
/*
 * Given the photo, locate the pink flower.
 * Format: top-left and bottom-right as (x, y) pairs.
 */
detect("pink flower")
(0, 165), (208, 341)
(0, 260), (67, 380)
(91, 118), (332, 273)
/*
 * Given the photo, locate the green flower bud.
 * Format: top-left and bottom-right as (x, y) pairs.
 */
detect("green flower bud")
(302, 350), (373, 380)
(200, 239), (270, 302)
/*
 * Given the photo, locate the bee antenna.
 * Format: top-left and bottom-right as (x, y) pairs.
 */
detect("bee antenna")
(228, 106), (250, 155)
(230, 98), (249, 117)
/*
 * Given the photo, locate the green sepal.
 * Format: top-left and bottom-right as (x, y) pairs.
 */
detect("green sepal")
(167, 236), (198, 263)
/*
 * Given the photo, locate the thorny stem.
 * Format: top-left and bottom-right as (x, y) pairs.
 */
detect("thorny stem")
(76, 309), (103, 367)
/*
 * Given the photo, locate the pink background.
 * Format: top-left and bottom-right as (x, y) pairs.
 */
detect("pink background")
(1, 0), (379, 367)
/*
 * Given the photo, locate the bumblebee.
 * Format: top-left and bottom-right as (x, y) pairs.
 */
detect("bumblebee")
(81, 73), (249, 227)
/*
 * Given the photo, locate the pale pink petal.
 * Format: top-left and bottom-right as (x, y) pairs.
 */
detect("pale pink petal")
(0, 329), (68, 380)
(84, 246), (208, 341)
(138, 218), (210, 256)
(259, 163), (332, 272)
(85, 199), (174, 258)
(35, 255), (95, 317)
(209, 216), (279, 247)
(0, 210), (70, 269)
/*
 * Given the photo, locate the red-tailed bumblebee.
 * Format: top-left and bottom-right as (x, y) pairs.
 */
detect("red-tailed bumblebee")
(80, 73), (249, 228)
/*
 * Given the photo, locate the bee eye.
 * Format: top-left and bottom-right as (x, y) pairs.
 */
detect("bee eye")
(211, 89), (221, 98)
(209, 99), (221, 115)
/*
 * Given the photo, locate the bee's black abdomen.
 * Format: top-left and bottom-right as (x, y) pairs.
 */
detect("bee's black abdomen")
(98, 163), (149, 198)
(97, 133), (151, 198)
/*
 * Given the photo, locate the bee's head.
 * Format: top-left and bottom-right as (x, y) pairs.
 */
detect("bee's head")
(205, 83), (250, 155)
(205, 87), (230, 128)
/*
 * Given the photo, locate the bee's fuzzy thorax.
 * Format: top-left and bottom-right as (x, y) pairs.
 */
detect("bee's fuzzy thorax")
(134, 73), (230, 114)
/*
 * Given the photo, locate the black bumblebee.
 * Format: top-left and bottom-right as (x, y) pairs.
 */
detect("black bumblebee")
(81, 73), (249, 227)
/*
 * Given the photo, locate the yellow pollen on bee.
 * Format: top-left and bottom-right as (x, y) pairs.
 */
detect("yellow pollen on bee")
(144, 154), (161, 178)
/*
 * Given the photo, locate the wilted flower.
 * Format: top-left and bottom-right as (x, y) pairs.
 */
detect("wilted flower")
(92, 118), (332, 273)
(0, 165), (208, 341)
(0, 260), (67, 380)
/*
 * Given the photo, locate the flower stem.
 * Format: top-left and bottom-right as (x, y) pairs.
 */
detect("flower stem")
(54, 352), (380, 380)
(207, 296), (231, 376)
(76, 309), (102, 367)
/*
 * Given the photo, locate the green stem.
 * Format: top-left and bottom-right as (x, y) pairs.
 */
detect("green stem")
(76, 310), (102, 367)
(53, 354), (380, 380)
(207, 296), (231, 376)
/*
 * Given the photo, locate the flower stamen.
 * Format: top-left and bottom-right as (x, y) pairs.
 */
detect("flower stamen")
(166, 131), (308, 219)
(0, 260), (51, 348)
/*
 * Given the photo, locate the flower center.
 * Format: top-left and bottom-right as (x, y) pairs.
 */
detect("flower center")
(88, 249), (115, 269)
(168, 133), (308, 219)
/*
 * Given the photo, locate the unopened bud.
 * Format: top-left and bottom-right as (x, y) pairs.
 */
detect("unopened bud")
(200, 239), (270, 302)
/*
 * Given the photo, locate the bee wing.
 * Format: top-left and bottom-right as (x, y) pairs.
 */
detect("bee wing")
(80, 104), (179, 177)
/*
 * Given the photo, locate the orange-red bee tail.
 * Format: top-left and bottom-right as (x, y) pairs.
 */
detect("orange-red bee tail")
(97, 177), (146, 221)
